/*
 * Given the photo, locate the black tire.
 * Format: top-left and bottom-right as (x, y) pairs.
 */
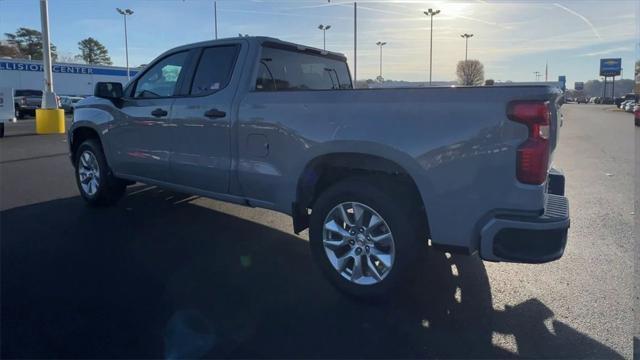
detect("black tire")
(74, 139), (126, 206)
(0, 123), (4, 138)
(309, 177), (425, 299)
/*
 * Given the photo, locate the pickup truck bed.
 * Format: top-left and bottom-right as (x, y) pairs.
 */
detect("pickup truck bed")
(69, 36), (569, 298)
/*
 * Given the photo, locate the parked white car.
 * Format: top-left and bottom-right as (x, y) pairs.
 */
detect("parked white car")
(624, 101), (636, 112)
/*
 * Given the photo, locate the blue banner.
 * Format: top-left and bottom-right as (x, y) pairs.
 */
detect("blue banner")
(600, 58), (621, 77)
(0, 60), (138, 77)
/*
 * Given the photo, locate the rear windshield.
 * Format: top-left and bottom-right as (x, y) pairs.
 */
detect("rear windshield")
(256, 46), (352, 91)
(15, 90), (43, 97)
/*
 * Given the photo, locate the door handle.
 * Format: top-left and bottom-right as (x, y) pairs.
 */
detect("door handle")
(151, 108), (168, 118)
(204, 108), (226, 118)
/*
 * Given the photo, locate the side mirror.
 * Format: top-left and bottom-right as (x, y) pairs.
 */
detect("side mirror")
(94, 82), (123, 99)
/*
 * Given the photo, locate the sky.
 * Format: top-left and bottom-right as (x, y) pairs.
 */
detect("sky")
(0, 0), (638, 84)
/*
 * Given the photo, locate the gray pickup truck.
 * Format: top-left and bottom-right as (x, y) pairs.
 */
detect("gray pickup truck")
(69, 37), (569, 297)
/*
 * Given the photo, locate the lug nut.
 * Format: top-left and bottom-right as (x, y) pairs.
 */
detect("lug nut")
(365, 245), (370, 252)
(355, 247), (363, 255)
(359, 228), (364, 233)
(349, 239), (355, 246)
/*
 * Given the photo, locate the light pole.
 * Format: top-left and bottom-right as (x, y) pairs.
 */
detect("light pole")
(376, 41), (386, 80)
(460, 33), (473, 61)
(354, 2), (357, 85)
(533, 71), (541, 81)
(39, 0), (56, 109)
(214, 1), (218, 40)
(424, 8), (440, 85)
(318, 24), (331, 50)
(116, 8), (134, 80)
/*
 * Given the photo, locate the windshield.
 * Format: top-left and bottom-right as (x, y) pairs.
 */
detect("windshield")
(15, 90), (43, 97)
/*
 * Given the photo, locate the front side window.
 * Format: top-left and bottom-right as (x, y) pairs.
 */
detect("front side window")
(190, 45), (239, 95)
(134, 51), (188, 98)
(256, 46), (352, 91)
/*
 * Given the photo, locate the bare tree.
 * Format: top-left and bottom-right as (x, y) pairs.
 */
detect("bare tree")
(456, 59), (484, 86)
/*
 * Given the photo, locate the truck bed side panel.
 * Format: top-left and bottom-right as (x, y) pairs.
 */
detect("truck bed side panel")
(237, 86), (559, 251)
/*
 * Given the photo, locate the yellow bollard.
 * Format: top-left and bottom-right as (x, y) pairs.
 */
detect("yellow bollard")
(35, 108), (66, 134)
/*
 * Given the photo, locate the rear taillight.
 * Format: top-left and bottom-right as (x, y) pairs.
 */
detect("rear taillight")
(507, 101), (551, 185)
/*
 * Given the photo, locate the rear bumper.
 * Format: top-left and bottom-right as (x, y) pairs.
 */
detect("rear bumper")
(17, 105), (39, 113)
(479, 170), (569, 263)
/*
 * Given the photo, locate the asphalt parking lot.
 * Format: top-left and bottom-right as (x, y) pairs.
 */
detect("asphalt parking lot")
(0, 105), (635, 358)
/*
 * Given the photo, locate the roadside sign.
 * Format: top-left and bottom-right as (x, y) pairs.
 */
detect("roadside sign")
(558, 75), (566, 91)
(575, 82), (584, 91)
(0, 87), (15, 123)
(600, 58), (621, 76)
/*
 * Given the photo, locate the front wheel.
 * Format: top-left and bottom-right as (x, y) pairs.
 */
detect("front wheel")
(75, 139), (126, 206)
(309, 178), (424, 298)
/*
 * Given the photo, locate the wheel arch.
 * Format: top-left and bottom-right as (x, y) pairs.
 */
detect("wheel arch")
(69, 124), (102, 164)
(293, 150), (431, 238)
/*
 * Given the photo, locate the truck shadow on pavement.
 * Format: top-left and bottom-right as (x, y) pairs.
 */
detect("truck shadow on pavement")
(1, 186), (622, 359)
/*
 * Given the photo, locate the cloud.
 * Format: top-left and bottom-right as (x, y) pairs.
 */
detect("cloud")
(553, 3), (601, 40)
(578, 46), (634, 57)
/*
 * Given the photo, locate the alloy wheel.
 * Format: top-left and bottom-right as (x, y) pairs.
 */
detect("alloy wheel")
(322, 202), (395, 285)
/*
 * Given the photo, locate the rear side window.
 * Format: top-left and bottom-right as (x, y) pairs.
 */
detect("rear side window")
(256, 46), (352, 91)
(190, 45), (239, 95)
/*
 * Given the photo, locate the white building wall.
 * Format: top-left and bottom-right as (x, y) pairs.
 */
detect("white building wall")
(0, 59), (139, 96)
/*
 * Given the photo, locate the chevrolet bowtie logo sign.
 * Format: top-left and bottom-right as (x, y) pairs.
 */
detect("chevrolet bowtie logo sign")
(600, 58), (621, 77)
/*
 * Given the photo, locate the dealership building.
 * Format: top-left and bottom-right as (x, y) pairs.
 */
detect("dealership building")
(0, 58), (139, 96)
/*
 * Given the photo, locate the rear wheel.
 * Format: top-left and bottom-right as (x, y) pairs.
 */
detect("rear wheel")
(75, 139), (126, 206)
(309, 177), (424, 298)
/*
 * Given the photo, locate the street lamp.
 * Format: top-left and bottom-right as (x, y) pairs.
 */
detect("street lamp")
(318, 24), (331, 50)
(376, 41), (386, 80)
(116, 8), (134, 80)
(460, 33), (473, 61)
(424, 8), (440, 85)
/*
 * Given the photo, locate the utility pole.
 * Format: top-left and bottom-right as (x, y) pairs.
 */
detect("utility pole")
(214, 1), (218, 39)
(460, 33), (473, 61)
(39, 0), (56, 109)
(376, 41), (386, 80)
(545, 61), (548, 81)
(318, 24), (331, 50)
(424, 8), (440, 85)
(116, 8), (134, 80)
(353, 2), (357, 86)
(533, 71), (541, 81)
(36, 0), (64, 135)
